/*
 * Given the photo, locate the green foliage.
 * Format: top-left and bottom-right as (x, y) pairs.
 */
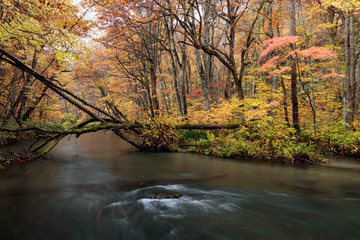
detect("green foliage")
(0, 156), (11, 169)
(194, 117), (325, 164)
(0, 0), (88, 57)
(302, 125), (360, 157)
(59, 113), (78, 127)
(187, 146), (197, 152)
(178, 129), (208, 145)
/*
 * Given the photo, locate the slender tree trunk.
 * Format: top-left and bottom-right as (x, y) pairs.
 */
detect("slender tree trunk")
(158, 67), (170, 115)
(6, 68), (19, 119)
(192, 4), (211, 111)
(238, 1), (264, 100)
(195, 48), (210, 111)
(179, 39), (187, 116)
(202, 2), (212, 111)
(149, 59), (159, 116)
(164, 15), (186, 116)
(345, 13), (357, 126)
(18, 49), (38, 119)
(229, 27), (244, 100)
(354, 60), (360, 121)
(10, 50), (38, 120)
(21, 86), (49, 121)
(224, 69), (232, 100)
(280, 76), (290, 126)
(289, 0), (300, 132)
(268, 0), (274, 38)
(226, 0), (244, 100)
(170, 65), (183, 116)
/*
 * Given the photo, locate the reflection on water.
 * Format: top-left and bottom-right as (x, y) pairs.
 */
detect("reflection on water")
(0, 131), (359, 240)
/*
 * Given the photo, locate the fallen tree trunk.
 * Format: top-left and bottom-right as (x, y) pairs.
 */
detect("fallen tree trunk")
(0, 122), (243, 134)
(175, 123), (243, 130)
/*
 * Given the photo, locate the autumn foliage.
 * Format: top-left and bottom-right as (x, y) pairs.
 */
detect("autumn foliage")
(1, 0), (360, 164)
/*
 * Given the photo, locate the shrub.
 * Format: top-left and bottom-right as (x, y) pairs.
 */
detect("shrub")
(309, 125), (360, 157)
(141, 122), (179, 151)
(199, 117), (325, 164)
(178, 129), (208, 145)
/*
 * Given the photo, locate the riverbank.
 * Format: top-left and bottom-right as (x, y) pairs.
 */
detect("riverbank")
(0, 134), (35, 169)
(178, 146), (360, 171)
(0, 131), (35, 168)
(176, 118), (360, 165)
(322, 154), (360, 171)
(1, 120), (360, 168)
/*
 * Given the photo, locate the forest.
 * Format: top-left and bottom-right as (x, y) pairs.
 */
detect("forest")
(1, 0), (360, 165)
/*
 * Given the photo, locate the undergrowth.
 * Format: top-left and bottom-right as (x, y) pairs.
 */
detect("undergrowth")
(179, 117), (331, 164)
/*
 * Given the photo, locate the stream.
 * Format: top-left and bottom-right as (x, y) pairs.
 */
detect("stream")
(0, 131), (359, 240)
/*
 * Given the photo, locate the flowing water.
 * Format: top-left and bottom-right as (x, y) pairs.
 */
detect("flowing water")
(0, 132), (360, 240)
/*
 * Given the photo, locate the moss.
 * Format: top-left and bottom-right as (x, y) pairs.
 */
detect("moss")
(38, 135), (63, 157)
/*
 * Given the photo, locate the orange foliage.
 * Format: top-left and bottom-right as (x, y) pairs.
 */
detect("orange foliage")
(260, 36), (300, 58)
(299, 47), (337, 60)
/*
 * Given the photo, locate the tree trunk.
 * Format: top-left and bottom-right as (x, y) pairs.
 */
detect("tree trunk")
(354, 59), (360, 121)
(267, 0), (274, 38)
(280, 76), (290, 126)
(149, 59), (159, 116)
(17, 49), (39, 119)
(191, 4), (210, 111)
(21, 86), (49, 121)
(201, 2), (212, 111)
(226, 0), (244, 100)
(237, 1), (264, 100)
(179, 38), (188, 116)
(5, 68), (19, 120)
(224, 68), (232, 100)
(195, 48), (210, 111)
(164, 15), (186, 117)
(158, 67), (170, 115)
(345, 13), (356, 126)
(170, 65), (183, 117)
(289, 0), (300, 132)
(229, 26), (244, 100)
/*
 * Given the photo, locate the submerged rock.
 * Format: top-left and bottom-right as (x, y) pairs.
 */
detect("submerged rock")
(150, 193), (182, 199)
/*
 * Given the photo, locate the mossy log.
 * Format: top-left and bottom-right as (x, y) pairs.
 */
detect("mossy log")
(175, 123), (243, 130)
(0, 122), (243, 136)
